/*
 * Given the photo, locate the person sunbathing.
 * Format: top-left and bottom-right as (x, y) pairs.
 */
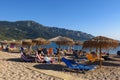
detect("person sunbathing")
(35, 51), (45, 63)
(44, 54), (54, 63)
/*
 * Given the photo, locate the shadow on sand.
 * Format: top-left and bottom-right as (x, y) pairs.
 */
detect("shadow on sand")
(33, 63), (90, 73)
(6, 58), (35, 63)
(93, 60), (120, 67)
(33, 63), (65, 72)
(102, 61), (120, 66)
(6, 58), (24, 62)
(113, 56), (120, 58)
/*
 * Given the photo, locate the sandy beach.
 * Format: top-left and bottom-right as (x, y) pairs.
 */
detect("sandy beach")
(0, 51), (120, 80)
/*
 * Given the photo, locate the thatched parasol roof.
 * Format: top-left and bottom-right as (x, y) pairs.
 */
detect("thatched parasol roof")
(22, 39), (33, 45)
(32, 38), (49, 45)
(9, 40), (22, 45)
(74, 40), (83, 45)
(49, 36), (74, 45)
(0, 40), (22, 45)
(83, 36), (119, 49)
(0, 40), (8, 44)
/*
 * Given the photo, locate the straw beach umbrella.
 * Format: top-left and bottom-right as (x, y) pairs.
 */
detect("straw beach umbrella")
(0, 40), (22, 46)
(32, 37), (49, 45)
(49, 36), (74, 47)
(83, 36), (119, 49)
(32, 37), (50, 51)
(9, 40), (22, 45)
(74, 40), (83, 45)
(49, 36), (74, 62)
(22, 39), (34, 52)
(83, 36), (119, 67)
(22, 39), (33, 46)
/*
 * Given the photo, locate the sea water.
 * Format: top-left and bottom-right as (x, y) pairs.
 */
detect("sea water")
(39, 42), (119, 54)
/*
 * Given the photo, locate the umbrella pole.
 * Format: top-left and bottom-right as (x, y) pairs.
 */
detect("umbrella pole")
(96, 48), (98, 53)
(58, 49), (60, 63)
(90, 48), (92, 53)
(99, 47), (102, 68)
(58, 44), (61, 63)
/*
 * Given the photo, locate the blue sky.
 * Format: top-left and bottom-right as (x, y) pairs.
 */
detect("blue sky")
(0, 0), (120, 40)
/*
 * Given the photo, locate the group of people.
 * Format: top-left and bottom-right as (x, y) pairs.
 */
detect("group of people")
(21, 47), (55, 63)
(36, 48), (54, 63)
(20, 46), (86, 63)
(0, 45), (9, 51)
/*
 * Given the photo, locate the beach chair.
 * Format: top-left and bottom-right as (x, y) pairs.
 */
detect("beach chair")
(21, 51), (35, 62)
(86, 53), (104, 62)
(9, 47), (20, 53)
(61, 57), (96, 73)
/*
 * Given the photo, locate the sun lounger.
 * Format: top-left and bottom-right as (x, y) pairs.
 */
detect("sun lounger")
(21, 52), (35, 62)
(62, 57), (96, 73)
(86, 53), (104, 62)
(9, 47), (20, 53)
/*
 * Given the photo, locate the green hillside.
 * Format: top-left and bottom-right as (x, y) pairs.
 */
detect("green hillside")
(0, 20), (94, 40)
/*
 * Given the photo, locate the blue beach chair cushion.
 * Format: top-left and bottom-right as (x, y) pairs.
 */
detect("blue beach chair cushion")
(62, 57), (96, 71)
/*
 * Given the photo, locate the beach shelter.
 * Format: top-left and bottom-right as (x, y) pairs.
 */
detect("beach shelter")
(0, 40), (11, 45)
(9, 40), (22, 45)
(74, 40), (83, 45)
(7, 40), (22, 47)
(32, 37), (50, 52)
(0, 40), (22, 46)
(49, 36), (74, 62)
(32, 37), (49, 45)
(22, 39), (33, 45)
(22, 39), (34, 52)
(49, 36), (74, 47)
(0, 40), (22, 52)
(83, 36), (119, 67)
(8, 40), (22, 52)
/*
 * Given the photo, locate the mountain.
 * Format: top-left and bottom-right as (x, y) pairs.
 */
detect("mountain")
(0, 20), (94, 41)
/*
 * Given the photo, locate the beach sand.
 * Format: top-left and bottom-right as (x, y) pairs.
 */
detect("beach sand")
(0, 51), (120, 80)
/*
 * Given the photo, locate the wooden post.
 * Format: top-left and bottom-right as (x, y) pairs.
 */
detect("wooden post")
(58, 44), (61, 63)
(90, 48), (92, 53)
(99, 46), (102, 68)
